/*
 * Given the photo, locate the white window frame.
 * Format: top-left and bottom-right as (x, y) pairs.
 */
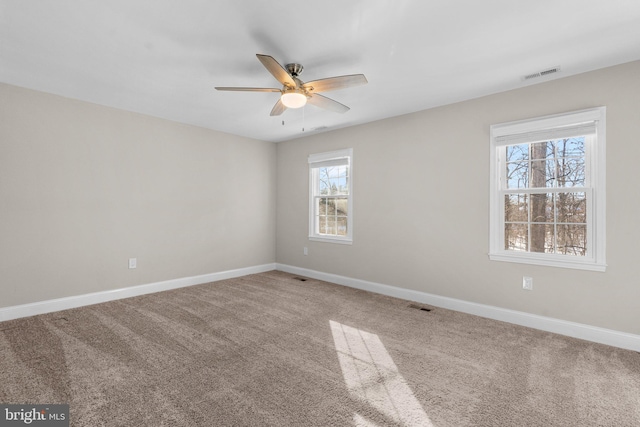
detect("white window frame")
(309, 148), (353, 244)
(489, 107), (606, 271)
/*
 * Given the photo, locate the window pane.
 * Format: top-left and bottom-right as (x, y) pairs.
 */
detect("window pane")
(317, 213), (340, 235)
(335, 197), (348, 216)
(328, 179), (339, 195)
(556, 192), (586, 224)
(505, 223), (528, 252)
(555, 137), (585, 157)
(318, 215), (327, 234)
(328, 178), (349, 195)
(324, 217), (336, 235)
(529, 193), (553, 223)
(339, 176), (348, 194)
(337, 217), (348, 236)
(557, 224), (586, 256)
(319, 198), (337, 216)
(531, 141), (554, 159)
(530, 224), (555, 253)
(506, 161), (528, 189)
(319, 182), (329, 195)
(316, 197), (349, 236)
(321, 166), (349, 195)
(530, 160), (554, 188)
(505, 194), (528, 222)
(319, 169), (330, 195)
(506, 144), (529, 162)
(556, 157), (585, 187)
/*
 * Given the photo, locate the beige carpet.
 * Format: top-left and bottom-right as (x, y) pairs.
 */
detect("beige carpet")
(1, 270), (639, 426)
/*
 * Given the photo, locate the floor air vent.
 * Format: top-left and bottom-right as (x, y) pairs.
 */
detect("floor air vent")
(408, 303), (431, 312)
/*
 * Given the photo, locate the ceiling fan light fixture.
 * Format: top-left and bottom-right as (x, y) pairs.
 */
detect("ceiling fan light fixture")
(281, 89), (307, 108)
(216, 54), (367, 116)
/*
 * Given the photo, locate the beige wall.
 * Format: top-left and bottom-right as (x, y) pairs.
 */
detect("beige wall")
(0, 83), (276, 308)
(276, 60), (640, 335)
(3, 61), (639, 335)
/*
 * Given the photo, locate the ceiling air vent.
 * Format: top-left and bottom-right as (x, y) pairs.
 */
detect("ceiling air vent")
(522, 66), (561, 81)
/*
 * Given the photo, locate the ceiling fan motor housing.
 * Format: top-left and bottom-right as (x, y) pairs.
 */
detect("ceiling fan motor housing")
(285, 63), (304, 77)
(215, 54), (366, 116)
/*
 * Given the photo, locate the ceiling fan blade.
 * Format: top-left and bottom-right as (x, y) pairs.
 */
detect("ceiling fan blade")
(303, 74), (367, 93)
(256, 54), (296, 88)
(270, 99), (287, 116)
(215, 87), (281, 92)
(307, 94), (350, 113)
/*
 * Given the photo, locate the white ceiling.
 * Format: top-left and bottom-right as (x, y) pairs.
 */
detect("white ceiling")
(2, 1), (640, 142)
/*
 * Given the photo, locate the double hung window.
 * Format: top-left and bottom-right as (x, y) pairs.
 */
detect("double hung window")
(309, 149), (353, 244)
(489, 108), (606, 271)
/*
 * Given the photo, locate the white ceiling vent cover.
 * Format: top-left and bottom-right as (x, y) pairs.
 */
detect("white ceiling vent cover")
(522, 66), (561, 81)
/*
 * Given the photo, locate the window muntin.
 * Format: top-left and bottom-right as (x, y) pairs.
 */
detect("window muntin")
(309, 149), (353, 243)
(503, 137), (588, 256)
(316, 164), (349, 236)
(490, 108), (606, 271)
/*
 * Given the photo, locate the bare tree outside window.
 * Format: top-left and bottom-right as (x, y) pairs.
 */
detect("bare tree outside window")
(490, 107), (605, 271)
(309, 148), (353, 243)
(504, 137), (586, 256)
(316, 165), (349, 237)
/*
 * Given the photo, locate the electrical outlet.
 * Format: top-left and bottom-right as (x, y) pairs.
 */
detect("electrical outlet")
(129, 258), (137, 269)
(522, 276), (533, 290)
(303, 247), (308, 256)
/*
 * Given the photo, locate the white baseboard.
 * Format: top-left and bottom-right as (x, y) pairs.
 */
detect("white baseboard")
(0, 263), (277, 322)
(3, 262), (638, 352)
(276, 263), (640, 352)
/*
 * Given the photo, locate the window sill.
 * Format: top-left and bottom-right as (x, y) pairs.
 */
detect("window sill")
(309, 236), (353, 245)
(489, 252), (606, 272)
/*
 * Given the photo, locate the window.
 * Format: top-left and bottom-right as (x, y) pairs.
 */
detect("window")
(489, 107), (606, 271)
(309, 148), (353, 244)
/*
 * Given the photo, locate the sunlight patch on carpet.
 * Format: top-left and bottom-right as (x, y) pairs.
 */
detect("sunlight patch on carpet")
(330, 320), (434, 427)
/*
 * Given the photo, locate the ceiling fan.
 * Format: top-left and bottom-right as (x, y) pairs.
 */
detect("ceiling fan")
(215, 54), (368, 116)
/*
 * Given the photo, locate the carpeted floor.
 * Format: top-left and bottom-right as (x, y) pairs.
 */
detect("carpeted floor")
(1, 270), (639, 426)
